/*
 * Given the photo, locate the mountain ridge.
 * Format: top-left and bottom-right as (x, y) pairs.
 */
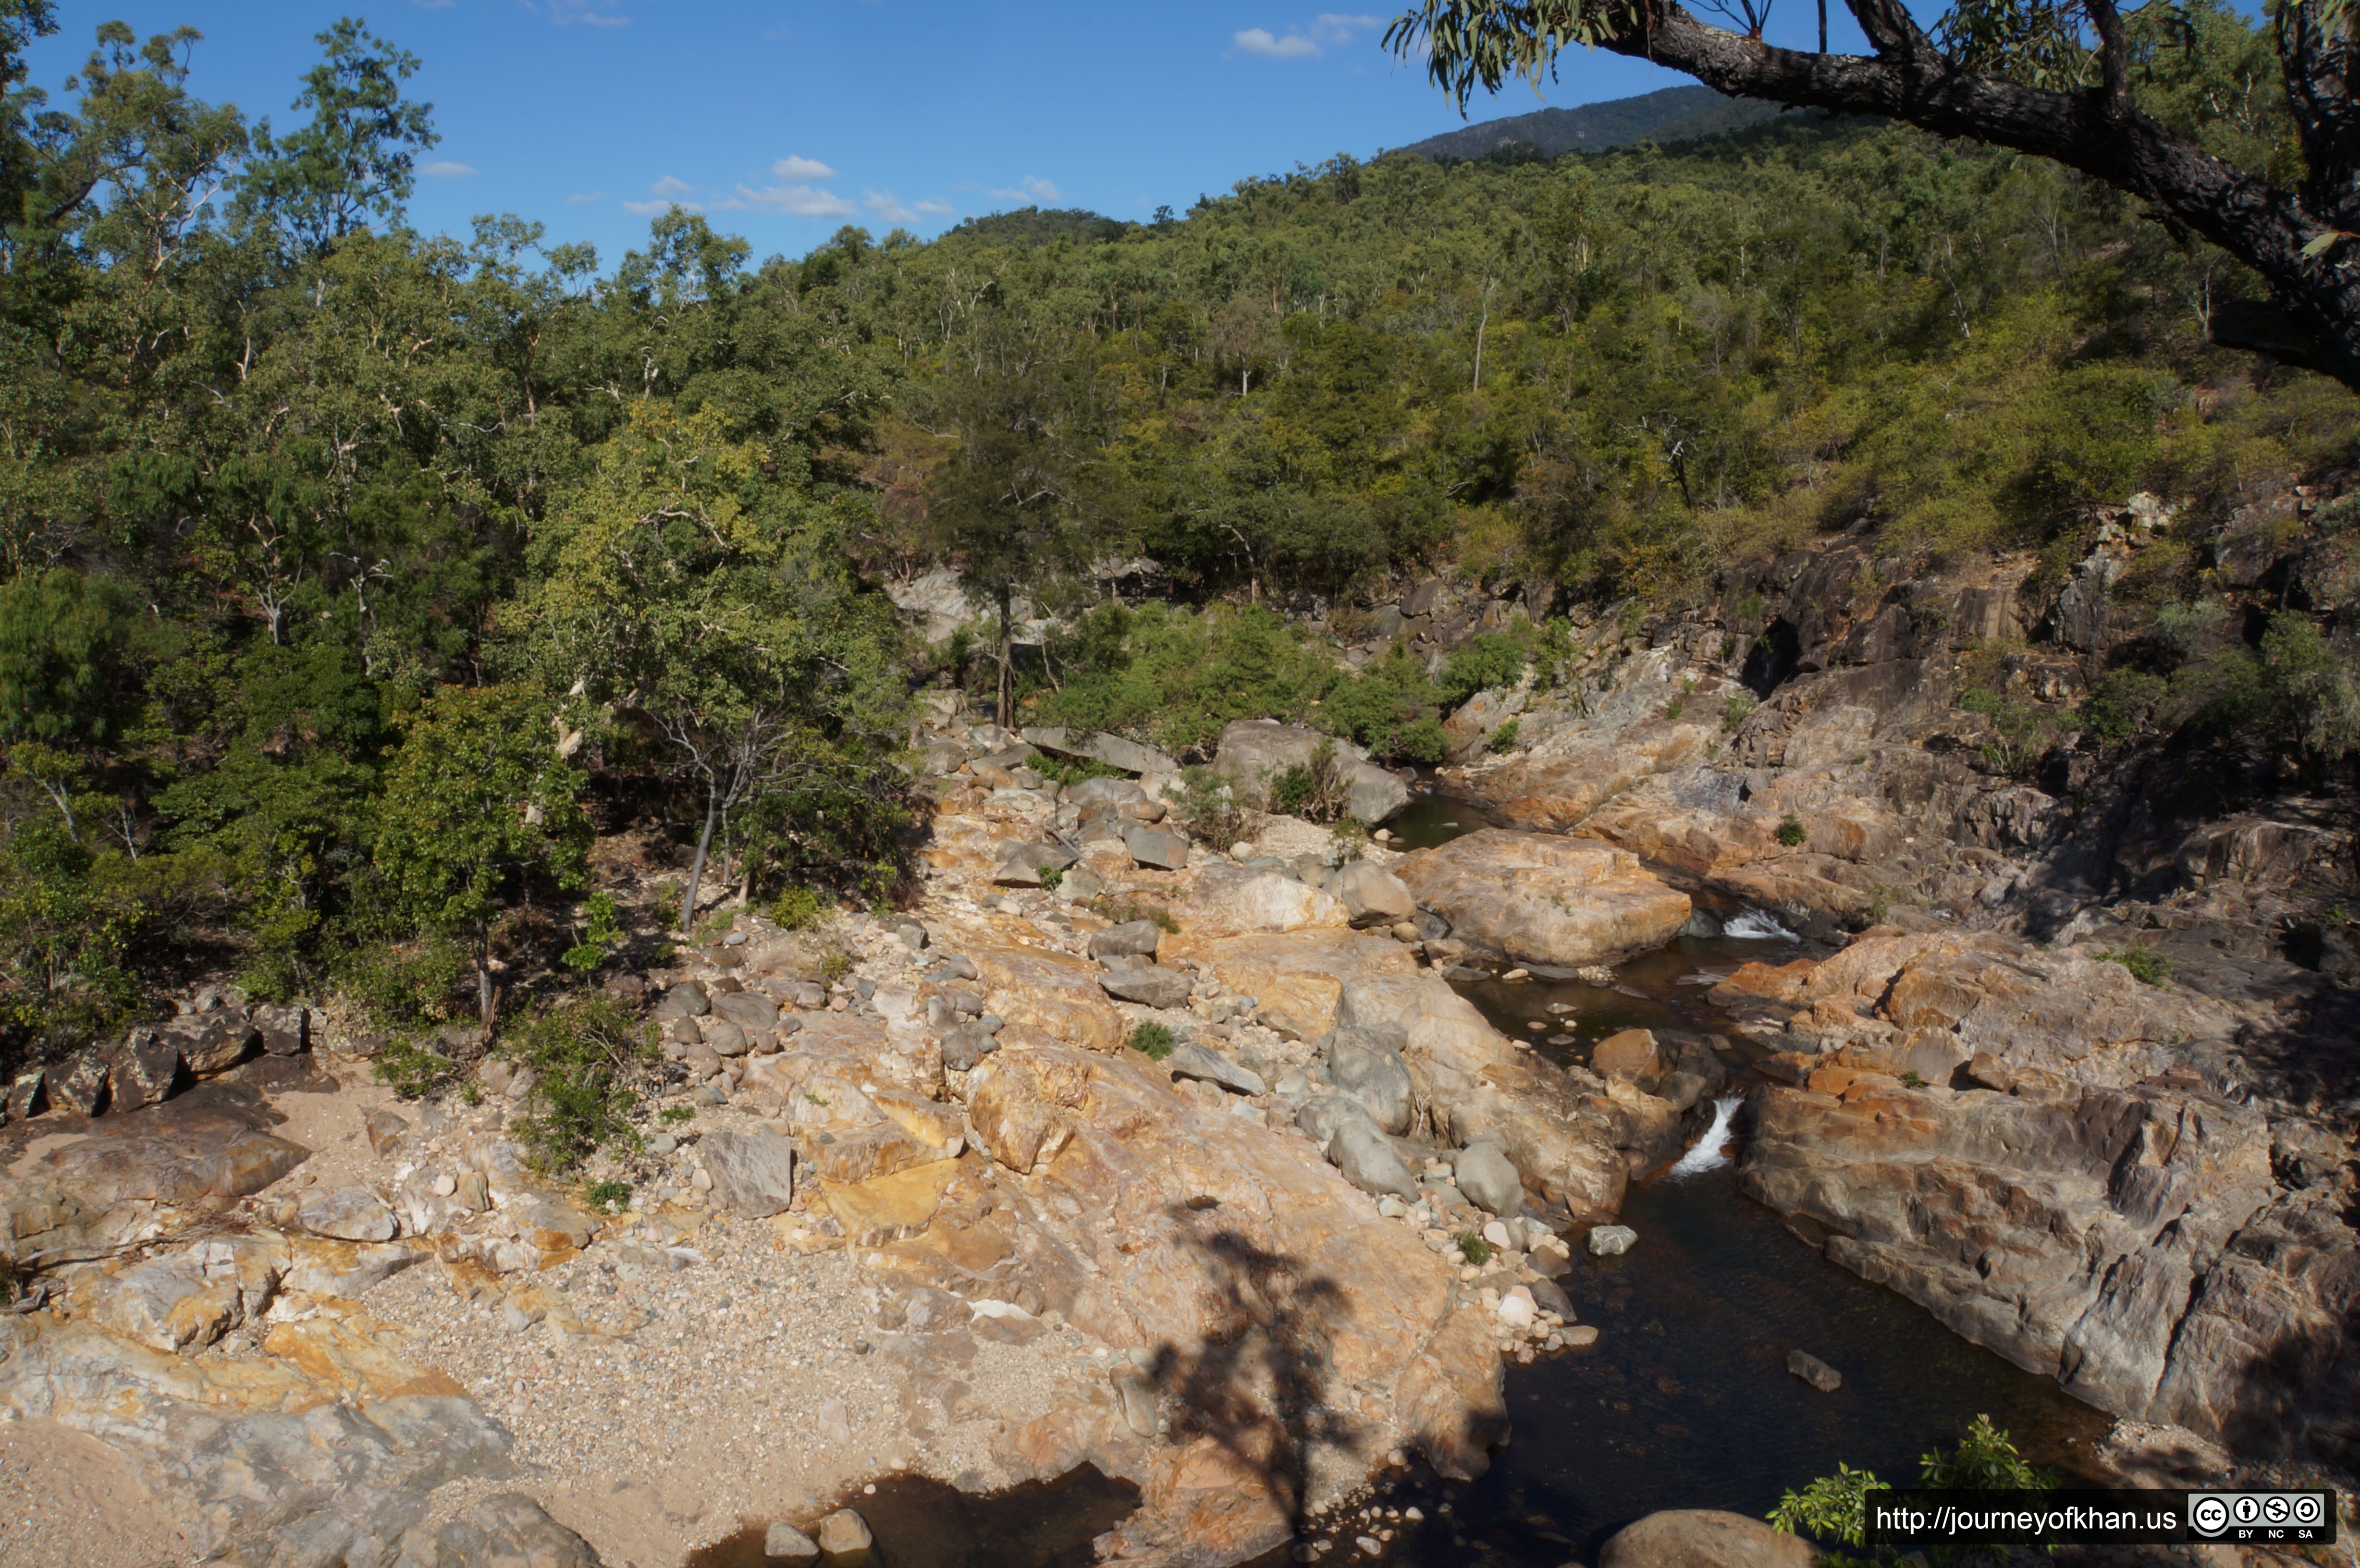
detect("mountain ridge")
(1395, 84), (1786, 161)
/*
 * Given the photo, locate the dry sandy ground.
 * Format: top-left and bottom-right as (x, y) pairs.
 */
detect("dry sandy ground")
(0, 1418), (190, 1568)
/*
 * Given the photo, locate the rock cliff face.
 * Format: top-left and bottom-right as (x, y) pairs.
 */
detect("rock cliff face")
(1401, 484), (2360, 1467)
(1714, 930), (2357, 1460)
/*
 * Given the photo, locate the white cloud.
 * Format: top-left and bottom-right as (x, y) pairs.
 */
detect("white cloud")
(772, 155), (836, 180)
(987, 174), (1061, 203)
(622, 198), (696, 214)
(864, 190), (918, 224)
(1234, 13), (1379, 57)
(650, 175), (694, 198)
(721, 182), (856, 218)
(565, 191), (609, 204)
(913, 197), (955, 216)
(1233, 26), (1320, 57)
(419, 160), (476, 178)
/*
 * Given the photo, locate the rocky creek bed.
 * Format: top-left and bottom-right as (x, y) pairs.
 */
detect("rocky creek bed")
(1, 683), (2354, 1568)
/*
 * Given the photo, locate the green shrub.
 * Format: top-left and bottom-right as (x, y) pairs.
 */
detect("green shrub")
(1722, 692), (1758, 734)
(561, 891), (625, 972)
(1267, 740), (1352, 822)
(2096, 946), (2172, 985)
(817, 945), (853, 986)
(1439, 632), (1528, 707)
(585, 1179), (633, 1214)
(1455, 1230), (1493, 1265)
(1769, 1414), (2053, 1560)
(2075, 669), (2167, 750)
(1092, 895), (1182, 933)
(769, 885), (825, 931)
(1328, 816), (1370, 859)
(1487, 718), (1521, 753)
(505, 997), (661, 1175)
(338, 934), (473, 1032)
(1171, 768), (1251, 852)
(658, 1104), (696, 1126)
(1126, 1020), (1176, 1060)
(1775, 815), (1807, 847)
(373, 1035), (463, 1100)
(1959, 687), (2056, 779)
(1038, 866), (1064, 891)
(1031, 751), (1126, 787)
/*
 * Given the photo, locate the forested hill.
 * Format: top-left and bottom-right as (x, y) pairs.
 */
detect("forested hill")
(1393, 85), (1784, 161)
(0, 1), (2348, 1072)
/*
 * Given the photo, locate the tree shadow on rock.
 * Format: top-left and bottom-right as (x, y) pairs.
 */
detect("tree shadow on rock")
(1146, 1200), (1364, 1542)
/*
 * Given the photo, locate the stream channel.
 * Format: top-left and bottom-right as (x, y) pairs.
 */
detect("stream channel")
(700, 783), (2111, 1567)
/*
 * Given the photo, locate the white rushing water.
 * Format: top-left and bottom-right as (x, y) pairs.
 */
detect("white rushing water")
(1722, 907), (1799, 940)
(1668, 1095), (1745, 1178)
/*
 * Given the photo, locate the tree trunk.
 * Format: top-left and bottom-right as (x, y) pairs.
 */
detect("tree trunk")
(679, 787), (719, 935)
(996, 583), (1014, 729)
(475, 918), (494, 1035)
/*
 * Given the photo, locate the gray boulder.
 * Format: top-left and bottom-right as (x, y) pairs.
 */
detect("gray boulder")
(1599, 1510), (1817, 1568)
(107, 1030), (183, 1110)
(1322, 1027), (1414, 1134)
(1211, 719), (1410, 826)
(1100, 963), (1194, 1009)
(1021, 725), (1178, 776)
(762, 1520), (821, 1562)
(993, 839), (1078, 886)
(1167, 1041), (1267, 1097)
(654, 982), (710, 1019)
(711, 991), (781, 1032)
(1454, 1140), (1526, 1217)
(1329, 1119), (1419, 1201)
(1121, 825), (1189, 870)
(1089, 919), (1163, 961)
(298, 1186), (398, 1243)
(700, 1127), (797, 1218)
(1655, 1032), (1730, 1113)
(1329, 862), (1416, 925)
(253, 1003), (309, 1056)
(1296, 1093), (1379, 1149)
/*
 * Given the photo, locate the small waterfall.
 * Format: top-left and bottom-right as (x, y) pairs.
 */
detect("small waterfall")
(1669, 1095), (1745, 1177)
(1722, 907), (1799, 940)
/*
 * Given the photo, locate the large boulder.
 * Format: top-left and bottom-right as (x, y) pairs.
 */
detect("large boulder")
(699, 1127), (798, 1217)
(1394, 829), (1690, 966)
(1328, 862), (1416, 926)
(1165, 929), (1416, 1041)
(1599, 1511), (1818, 1568)
(1021, 725), (1179, 777)
(1171, 863), (1350, 940)
(1321, 1027), (1415, 1134)
(1099, 963), (1193, 1010)
(1731, 928), (2359, 1459)
(1210, 720), (1408, 826)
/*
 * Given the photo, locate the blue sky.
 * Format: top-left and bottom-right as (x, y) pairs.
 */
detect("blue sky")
(32, 1), (1876, 267)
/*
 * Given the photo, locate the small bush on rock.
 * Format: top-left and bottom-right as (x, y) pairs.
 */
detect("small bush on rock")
(1127, 1021), (1175, 1060)
(1775, 815), (1807, 847)
(506, 997), (660, 1175)
(2096, 946), (2172, 985)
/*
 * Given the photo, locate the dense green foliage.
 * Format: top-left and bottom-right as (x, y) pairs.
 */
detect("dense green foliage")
(0, 10), (912, 1069)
